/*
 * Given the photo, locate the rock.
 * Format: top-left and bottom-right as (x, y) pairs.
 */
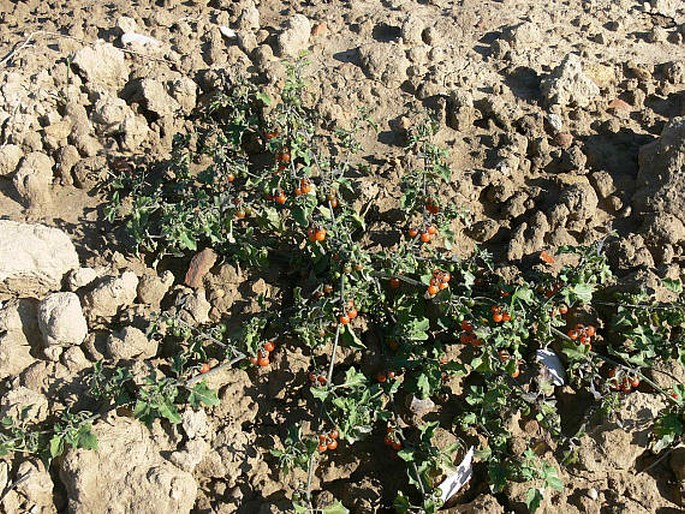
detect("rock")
(82, 271), (139, 319)
(182, 408), (209, 440)
(0, 329), (35, 380)
(506, 21), (542, 48)
(276, 14), (312, 57)
(634, 117), (685, 223)
(507, 211), (549, 260)
(468, 219), (500, 242)
(106, 326), (157, 360)
(0, 300), (39, 379)
(237, 2), (260, 31)
(61, 346), (90, 373)
(640, 213), (685, 263)
(59, 415), (197, 514)
(172, 288), (211, 325)
(590, 171), (616, 199)
(169, 77), (197, 115)
(0, 144), (23, 176)
(358, 43), (410, 88)
(37, 292), (88, 348)
(72, 42), (130, 91)
(14, 459), (55, 513)
(311, 22), (327, 38)
(138, 79), (180, 119)
(670, 447), (685, 481)
(0, 386), (49, 423)
(170, 438), (210, 472)
(66, 268), (98, 292)
(0, 221), (79, 299)
(548, 181), (599, 231)
(91, 94), (131, 134)
(120, 114), (150, 151)
(55, 145), (80, 185)
(541, 54), (600, 108)
(447, 494), (504, 513)
(401, 14), (425, 45)
(116, 16), (138, 34)
(184, 248), (218, 289)
(13, 151), (54, 209)
(137, 270), (174, 307)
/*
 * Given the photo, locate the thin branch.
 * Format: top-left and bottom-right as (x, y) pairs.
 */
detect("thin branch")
(0, 32), (38, 67)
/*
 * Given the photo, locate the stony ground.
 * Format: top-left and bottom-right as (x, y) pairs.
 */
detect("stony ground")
(1, 0), (685, 512)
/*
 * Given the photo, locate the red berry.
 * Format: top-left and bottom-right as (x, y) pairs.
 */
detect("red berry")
(263, 341), (275, 353)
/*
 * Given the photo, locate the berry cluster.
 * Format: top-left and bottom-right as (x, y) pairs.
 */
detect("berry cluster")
(608, 368), (640, 392)
(338, 299), (358, 326)
(407, 224), (438, 243)
(376, 370), (397, 383)
(249, 340), (276, 367)
(317, 429), (339, 452)
(568, 323), (595, 349)
(426, 270), (450, 297)
(459, 320), (482, 346)
(307, 226), (327, 243)
(308, 370), (328, 387)
(491, 304), (512, 323)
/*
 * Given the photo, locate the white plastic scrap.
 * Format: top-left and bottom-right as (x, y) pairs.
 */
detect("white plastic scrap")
(219, 26), (237, 39)
(438, 446), (474, 504)
(536, 349), (566, 386)
(121, 33), (161, 46)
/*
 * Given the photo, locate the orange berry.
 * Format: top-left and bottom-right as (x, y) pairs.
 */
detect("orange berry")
(420, 232), (431, 243)
(339, 315), (350, 325)
(315, 229), (327, 241)
(427, 285), (439, 295)
(493, 312), (503, 323)
(408, 228), (419, 238)
(427, 225), (438, 235)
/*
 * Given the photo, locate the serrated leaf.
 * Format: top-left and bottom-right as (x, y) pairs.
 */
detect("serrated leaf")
(178, 231), (197, 251)
(343, 367), (367, 388)
(310, 386), (330, 401)
(189, 381), (220, 408)
(158, 401), (182, 424)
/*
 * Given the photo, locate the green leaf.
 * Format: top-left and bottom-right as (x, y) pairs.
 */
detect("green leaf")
(663, 278), (683, 293)
(158, 401), (182, 424)
(310, 386), (330, 401)
(397, 448), (415, 462)
(525, 487), (543, 513)
(416, 373), (430, 399)
(342, 367), (367, 388)
(76, 425), (98, 450)
(568, 283), (595, 303)
(188, 381), (220, 408)
(255, 91), (272, 106)
(178, 231), (197, 251)
(323, 501), (349, 514)
(341, 325), (366, 349)
(49, 435), (64, 459)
